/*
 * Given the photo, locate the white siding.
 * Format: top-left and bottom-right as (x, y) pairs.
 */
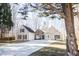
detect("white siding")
(14, 26), (35, 41)
(28, 33), (34, 40)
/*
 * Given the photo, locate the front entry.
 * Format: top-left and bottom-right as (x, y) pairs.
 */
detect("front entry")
(35, 35), (44, 40)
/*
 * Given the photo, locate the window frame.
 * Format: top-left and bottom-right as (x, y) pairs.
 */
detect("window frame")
(20, 29), (25, 33)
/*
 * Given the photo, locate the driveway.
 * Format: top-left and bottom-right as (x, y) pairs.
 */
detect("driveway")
(0, 40), (55, 56)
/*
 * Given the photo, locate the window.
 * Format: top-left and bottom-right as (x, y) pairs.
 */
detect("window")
(17, 35), (21, 39)
(20, 29), (25, 33)
(23, 35), (27, 39)
(42, 35), (44, 39)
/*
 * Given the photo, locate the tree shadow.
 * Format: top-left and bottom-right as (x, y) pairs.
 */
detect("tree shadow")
(51, 42), (66, 45)
(30, 47), (66, 56)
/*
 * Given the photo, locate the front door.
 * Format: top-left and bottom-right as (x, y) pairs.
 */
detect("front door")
(42, 35), (44, 39)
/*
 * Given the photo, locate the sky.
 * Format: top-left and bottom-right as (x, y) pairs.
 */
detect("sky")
(11, 3), (66, 33)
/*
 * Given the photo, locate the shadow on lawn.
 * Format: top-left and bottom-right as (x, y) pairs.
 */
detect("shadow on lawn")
(51, 42), (66, 45)
(30, 47), (66, 56)
(30, 41), (66, 56)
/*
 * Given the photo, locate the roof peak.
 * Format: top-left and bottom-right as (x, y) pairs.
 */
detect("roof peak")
(23, 25), (34, 33)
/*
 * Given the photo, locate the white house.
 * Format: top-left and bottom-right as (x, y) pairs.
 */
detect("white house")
(14, 25), (35, 41)
(42, 26), (61, 40)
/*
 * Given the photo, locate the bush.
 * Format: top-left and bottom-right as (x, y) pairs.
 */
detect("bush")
(0, 37), (15, 40)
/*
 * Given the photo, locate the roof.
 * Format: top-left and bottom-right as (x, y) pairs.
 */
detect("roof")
(23, 25), (34, 33)
(41, 26), (60, 34)
(41, 26), (49, 33)
(49, 26), (60, 34)
(35, 29), (44, 35)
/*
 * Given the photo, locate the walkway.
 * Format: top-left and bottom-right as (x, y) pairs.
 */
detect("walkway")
(0, 40), (55, 56)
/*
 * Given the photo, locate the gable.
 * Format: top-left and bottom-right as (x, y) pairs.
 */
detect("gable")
(49, 26), (60, 34)
(23, 25), (34, 33)
(35, 29), (44, 35)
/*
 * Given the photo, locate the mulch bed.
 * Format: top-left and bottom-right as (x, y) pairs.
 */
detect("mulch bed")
(0, 37), (29, 43)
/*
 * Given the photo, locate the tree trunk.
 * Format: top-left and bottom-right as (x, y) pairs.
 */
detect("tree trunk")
(62, 3), (78, 56)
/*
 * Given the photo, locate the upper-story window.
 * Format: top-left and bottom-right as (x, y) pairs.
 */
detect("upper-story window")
(20, 29), (25, 33)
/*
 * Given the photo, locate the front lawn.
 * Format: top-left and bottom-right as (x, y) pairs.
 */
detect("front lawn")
(30, 40), (79, 56)
(30, 41), (66, 56)
(30, 47), (66, 56)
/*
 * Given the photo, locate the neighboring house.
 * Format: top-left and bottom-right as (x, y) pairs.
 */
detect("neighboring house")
(49, 26), (61, 40)
(35, 29), (44, 40)
(42, 26), (61, 40)
(74, 16), (79, 41)
(14, 25), (35, 41)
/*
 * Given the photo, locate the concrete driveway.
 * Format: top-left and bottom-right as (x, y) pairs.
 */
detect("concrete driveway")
(0, 40), (55, 56)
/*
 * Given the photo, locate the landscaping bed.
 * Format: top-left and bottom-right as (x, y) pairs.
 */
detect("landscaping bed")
(0, 37), (15, 43)
(0, 37), (29, 43)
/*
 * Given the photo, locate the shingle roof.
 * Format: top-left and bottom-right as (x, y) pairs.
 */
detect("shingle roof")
(23, 25), (34, 33)
(35, 29), (44, 35)
(49, 26), (60, 34)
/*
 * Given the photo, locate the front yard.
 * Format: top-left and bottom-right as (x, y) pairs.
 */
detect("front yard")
(0, 39), (79, 56)
(30, 40), (66, 56)
(30, 47), (66, 56)
(30, 40), (79, 56)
